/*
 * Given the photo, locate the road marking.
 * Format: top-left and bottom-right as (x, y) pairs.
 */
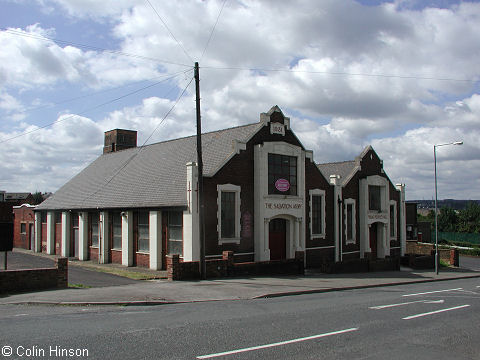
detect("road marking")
(14, 314), (28, 317)
(196, 328), (359, 359)
(402, 305), (470, 320)
(402, 288), (463, 297)
(369, 299), (444, 309)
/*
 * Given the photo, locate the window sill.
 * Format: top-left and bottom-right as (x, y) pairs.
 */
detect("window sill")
(345, 239), (356, 245)
(311, 234), (326, 239)
(219, 237), (241, 245)
(90, 246), (99, 249)
(136, 251), (150, 255)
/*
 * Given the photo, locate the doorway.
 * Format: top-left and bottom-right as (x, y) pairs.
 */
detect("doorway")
(269, 218), (287, 260)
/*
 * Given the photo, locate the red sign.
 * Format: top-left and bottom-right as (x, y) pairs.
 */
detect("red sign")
(275, 178), (290, 192)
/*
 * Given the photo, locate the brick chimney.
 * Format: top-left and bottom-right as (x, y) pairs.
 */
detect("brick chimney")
(103, 129), (137, 154)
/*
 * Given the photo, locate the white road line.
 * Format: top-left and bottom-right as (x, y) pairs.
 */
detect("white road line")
(196, 328), (359, 359)
(402, 288), (463, 297)
(369, 299), (444, 309)
(402, 305), (470, 320)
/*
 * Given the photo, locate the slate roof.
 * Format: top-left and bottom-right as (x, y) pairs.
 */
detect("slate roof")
(36, 122), (263, 211)
(317, 160), (357, 185)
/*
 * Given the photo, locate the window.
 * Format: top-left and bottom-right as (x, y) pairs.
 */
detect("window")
(41, 212), (47, 224)
(167, 211), (183, 256)
(310, 189), (325, 238)
(112, 212), (122, 250)
(90, 213), (99, 247)
(217, 184), (241, 243)
(345, 199), (356, 244)
(20, 223), (26, 234)
(390, 202), (397, 238)
(268, 153), (297, 195)
(369, 185), (381, 211)
(221, 192), (235, 238)
(137, 211), (149, 253)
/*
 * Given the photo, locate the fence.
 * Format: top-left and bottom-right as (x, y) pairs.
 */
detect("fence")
(438, 232), (480, 246)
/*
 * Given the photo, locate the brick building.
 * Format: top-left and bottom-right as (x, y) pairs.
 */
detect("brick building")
(33, 106), (406, 270)
(13, 204), (36, 250)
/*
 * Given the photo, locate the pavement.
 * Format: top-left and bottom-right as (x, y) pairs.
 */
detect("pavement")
(1, 249), (480, 306)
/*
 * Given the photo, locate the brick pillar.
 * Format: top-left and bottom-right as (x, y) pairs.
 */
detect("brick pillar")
(450, 249), (459, 267)
(295, 250), (305, 274)
(56, 257), (68, 288)
(223, 251), (234, 276)
(167, 254), (181, 281)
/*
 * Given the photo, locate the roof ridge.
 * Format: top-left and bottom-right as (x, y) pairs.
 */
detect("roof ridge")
(317, 159), (355, 166)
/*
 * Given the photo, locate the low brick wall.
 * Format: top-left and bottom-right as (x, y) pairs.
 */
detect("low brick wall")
(0, 257), (68, 293)
(167, 251), (304, 281)
(406, 241), (459, 266)
(321, 257), (400, 274)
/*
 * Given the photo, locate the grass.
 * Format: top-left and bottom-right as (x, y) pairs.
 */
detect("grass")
(75, 263), (165, 280)
(68, 283), (92, 289)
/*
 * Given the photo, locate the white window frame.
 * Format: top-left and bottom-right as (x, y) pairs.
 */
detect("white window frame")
(389, 200), (397, 240)
(217, 184), (241, 244)
(309, 189), (326, 239)
(344, 198), (356, 245)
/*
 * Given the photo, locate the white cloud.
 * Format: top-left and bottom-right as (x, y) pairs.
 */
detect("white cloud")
(1, 0), (479, 200)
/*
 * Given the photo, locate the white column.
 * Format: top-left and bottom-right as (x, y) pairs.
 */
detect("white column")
(78, 212), (89, 261)
(46, 211), (55, 255)
(149, 211), (162, 270)
(294, 218), (300, 253)
(122, 211), (133, 267)
(183, 162), (199, 261)
(34, 212), (42, 253)
(396, 184), (407, 256)
(99, 211), (109, 264)
(61, 212), (71, 257)
(359, 178), (369, 258)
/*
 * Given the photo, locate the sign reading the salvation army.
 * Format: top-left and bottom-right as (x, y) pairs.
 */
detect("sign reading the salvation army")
(275, 178), (290, 192)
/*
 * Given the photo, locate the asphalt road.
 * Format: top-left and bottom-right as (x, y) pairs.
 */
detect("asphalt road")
(1, 277), (479, 359)
(460, 255), (480, 271)
(1, 251), (137, 287)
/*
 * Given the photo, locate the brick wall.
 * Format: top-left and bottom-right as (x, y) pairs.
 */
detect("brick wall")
(135, 253), (149, 268)
(167, 251), (305, 281)
(0, 257), (68, 293)
(13, 206), (35, 249)
(406, 241), (459, 266)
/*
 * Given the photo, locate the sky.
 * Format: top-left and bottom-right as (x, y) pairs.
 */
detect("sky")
(0, 0), (479, 201)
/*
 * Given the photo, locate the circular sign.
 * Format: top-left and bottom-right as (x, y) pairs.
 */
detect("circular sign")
(275, 178), (290, 192)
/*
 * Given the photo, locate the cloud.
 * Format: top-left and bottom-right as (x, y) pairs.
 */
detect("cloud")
(1, 0), (479, 201)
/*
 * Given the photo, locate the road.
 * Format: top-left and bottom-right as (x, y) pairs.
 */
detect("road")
(1, 277), (479, 359)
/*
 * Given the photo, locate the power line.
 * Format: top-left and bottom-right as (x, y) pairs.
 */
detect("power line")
(201, 65), (478, 83)
(145, 0), (194, 64)
(12, 70), (192, 115)
(3, 28), (191, 67)
(200, 0), (228, 62)
(80, 74), (195, 205)
(0, 70), (192, 144)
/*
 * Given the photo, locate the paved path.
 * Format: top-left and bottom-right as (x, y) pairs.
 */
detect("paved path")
(1, 250), (138, 287)
(460, 255), (480, 271)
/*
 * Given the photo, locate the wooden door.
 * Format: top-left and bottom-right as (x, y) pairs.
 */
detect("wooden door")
(269, 218), (286, 260)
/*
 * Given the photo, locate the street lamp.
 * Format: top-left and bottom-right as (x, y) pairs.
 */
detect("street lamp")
(434, 141), (463, 275)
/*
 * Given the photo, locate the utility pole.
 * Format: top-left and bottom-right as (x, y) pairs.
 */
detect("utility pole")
(195, 62), (206, 280)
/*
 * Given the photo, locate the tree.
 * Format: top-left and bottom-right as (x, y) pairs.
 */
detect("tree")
(32, 191), (44, 205)
(458, 202), (480, 233)
(438, 206), (458, 232)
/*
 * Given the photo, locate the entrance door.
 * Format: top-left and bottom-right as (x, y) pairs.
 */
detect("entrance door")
(269, 218), (286, 260)
(29, 223), (34, 250)
(369, 223), (378, 258)
(71, 213), (79, 258)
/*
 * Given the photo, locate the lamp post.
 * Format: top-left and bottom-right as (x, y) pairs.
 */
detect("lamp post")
(434, 141), (463, 275)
